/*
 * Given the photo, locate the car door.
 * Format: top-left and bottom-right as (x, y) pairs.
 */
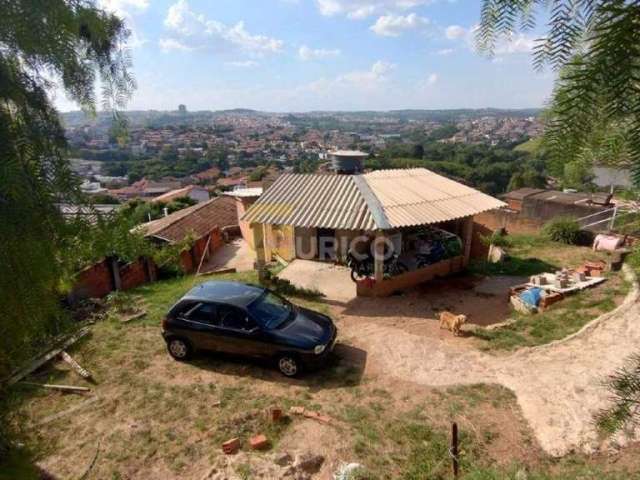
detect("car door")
(181, 302), (219, 351)
(216, 304), (270, 357)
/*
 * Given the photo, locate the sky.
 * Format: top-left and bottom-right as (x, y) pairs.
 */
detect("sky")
(54, 0), (557, 112)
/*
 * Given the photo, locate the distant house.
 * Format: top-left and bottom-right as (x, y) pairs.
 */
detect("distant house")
(136, 196), (238, 273)
(476, 187), (614, 235)
(243, 168), (505, 296)
(109, 178), (182, 200)
(151, 185), (210, 204)
(192, 167), (221, 183)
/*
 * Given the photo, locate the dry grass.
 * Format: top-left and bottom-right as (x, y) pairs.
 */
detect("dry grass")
(4, 271), (640, 479)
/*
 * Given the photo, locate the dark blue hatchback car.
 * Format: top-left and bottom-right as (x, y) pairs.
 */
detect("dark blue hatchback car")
(161, 281), (337, 376)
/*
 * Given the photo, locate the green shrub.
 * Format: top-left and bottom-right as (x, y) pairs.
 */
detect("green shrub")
(480, 231), (513, 248)
(542, 217), (581, 244)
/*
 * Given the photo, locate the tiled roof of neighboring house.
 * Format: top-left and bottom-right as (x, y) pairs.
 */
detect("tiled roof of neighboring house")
(503, 188), (545, 201)
(193, 167), (221, 181)
(109, 178), (182, 198)
(151, 185), (209, 204)
(136, 196), (238, 244)
(242, 168), (506, 231)
(217, 177), (247, 187)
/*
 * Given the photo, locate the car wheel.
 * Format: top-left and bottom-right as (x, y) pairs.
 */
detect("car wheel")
(167, 338), (192, 361)
(277, 354), (300, 377)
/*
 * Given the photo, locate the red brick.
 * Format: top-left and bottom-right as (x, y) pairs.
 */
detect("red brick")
(222, 438), (240, 454)
(270, 408), (283, 422)
(249, 434), (269, 450)
(316, 415), (332, 425)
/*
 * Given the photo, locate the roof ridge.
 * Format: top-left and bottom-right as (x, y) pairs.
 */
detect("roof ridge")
(352, 175), (390, 230)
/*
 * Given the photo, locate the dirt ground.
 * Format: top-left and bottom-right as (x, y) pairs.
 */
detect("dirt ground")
(335, 265), (640, 457)
(10, 261), (640, 479)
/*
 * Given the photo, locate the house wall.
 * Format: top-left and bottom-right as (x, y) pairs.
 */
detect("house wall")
(235, 197), (258, 248)
(294, 227), (318, 259)
(268, 224), (295, 261)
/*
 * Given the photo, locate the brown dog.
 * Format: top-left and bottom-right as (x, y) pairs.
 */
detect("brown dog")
(439, 311), (467, 336)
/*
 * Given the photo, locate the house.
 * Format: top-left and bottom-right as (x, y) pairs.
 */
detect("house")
(136, 196), (238, 273)
(151, 185), (210, 204)
(476, 188), (614, 235)
(109, 178), (183, 200)
(224, 187), (263, 248)
(242, 168), (505, 296)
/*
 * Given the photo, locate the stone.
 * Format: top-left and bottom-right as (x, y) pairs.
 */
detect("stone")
(294, 453), (325, 474)
(274, 452), (293, 466)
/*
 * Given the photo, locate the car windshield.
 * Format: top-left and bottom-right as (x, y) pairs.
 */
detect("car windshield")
(247, 291), (293, 330)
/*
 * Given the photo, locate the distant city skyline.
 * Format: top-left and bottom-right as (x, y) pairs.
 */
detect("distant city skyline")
(53, 0), (556, 112)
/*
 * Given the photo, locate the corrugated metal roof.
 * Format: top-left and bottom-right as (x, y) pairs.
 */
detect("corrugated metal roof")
(241, 173), (375, 230)
(242, 168), (505, 231)
(362, 168), (506, 228)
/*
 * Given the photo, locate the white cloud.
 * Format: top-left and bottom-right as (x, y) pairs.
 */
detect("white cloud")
(316, 0), (433, 19)
(225, 60), (259, 68)
(164, 0), (284, 56)
(444, 24), (536, 58)
(445, 24), (466, 40)
(493, 32), (536, 55)
(436, 48), (454, 55)
(99, 0), (149, 13)
(159, 38), (193, 52)
(340, 60), (395, 87)
(298, 45), (341, 61)
(370, 13), (430, 37)
(426, 73), (438, 85)
(98, 0), (149, 48)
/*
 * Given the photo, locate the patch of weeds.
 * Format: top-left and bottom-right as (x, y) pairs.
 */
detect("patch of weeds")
(235, 463), (253, 480)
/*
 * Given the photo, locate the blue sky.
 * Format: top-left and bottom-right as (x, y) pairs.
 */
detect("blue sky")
(55, 0), (556, 112)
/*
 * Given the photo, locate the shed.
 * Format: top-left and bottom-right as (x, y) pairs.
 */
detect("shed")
(242, 168), (505, 296)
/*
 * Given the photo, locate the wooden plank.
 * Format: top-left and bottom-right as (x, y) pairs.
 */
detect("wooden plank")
(4, 327), (91, 386)
(60, 351), (92, 379)
(20, 382), (91, 393)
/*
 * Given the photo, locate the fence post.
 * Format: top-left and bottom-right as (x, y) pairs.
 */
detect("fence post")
(451, 422), (459, 478)
(609, 205), (618, 231)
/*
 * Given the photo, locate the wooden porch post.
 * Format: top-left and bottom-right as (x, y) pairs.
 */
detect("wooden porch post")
(374, 231), (386, 283)
(462, 216), (474, 267)
(252, 223), (267, 282)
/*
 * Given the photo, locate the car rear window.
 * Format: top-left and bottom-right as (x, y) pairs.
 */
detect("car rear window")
(169, 300), (196, 318)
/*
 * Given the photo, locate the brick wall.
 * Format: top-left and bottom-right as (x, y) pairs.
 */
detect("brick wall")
(72, 259), (113, 299)
(71, 256), (157, 301)
(120, 258), (157, 290)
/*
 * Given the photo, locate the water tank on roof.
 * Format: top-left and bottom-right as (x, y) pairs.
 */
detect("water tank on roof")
(329, 150), (368, 174)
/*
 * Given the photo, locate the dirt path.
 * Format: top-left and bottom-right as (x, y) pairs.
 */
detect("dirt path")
(345, 267), (640, 457)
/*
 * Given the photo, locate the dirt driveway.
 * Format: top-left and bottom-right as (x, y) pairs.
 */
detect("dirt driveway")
(337, 267), (640, 457)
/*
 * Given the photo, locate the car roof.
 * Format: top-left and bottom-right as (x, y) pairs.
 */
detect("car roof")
(182, 281), (264, 308)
